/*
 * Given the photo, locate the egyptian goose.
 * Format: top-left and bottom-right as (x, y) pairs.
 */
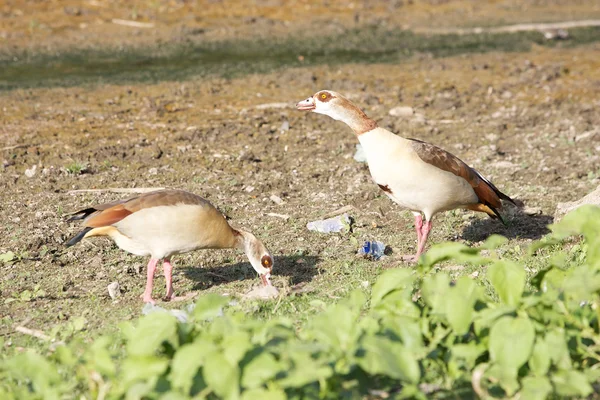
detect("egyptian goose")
(66, 189), (273, 303)
(296, 90), (515, 261)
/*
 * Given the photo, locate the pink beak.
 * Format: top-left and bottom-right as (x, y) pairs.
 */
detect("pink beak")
(261, 272), (272, 286)
(296, 97), (315, 111)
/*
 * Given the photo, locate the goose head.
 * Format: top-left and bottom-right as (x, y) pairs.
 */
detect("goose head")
(236, 230), (273, 286)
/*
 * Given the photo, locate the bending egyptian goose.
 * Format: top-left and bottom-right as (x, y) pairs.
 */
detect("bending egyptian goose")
(66, 189), (273, 303)
(296, 90), (515, 260)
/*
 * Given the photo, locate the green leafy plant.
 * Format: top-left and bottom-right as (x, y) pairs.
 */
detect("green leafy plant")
(1, 206), (599, 399)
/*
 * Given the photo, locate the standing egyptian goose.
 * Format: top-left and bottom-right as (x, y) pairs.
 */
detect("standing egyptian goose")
(296, 90), (515, 260)
(66, 189), (273, 303)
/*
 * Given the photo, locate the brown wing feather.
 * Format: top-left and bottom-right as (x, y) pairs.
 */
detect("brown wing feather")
(409, 139), (514, 217)
(85, 204), (134, 227)
(71, 189), (214, 228)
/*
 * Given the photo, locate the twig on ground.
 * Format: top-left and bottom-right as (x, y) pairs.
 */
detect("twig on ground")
(111, 19), (155, 28)
(67, 187), (164, 195)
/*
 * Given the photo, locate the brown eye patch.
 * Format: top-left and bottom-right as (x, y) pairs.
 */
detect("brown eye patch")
(317, 91), (334, 102)
(261, 255), (273, 269)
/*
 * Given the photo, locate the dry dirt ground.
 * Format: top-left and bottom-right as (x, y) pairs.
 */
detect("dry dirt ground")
(1, 1), (600, 347)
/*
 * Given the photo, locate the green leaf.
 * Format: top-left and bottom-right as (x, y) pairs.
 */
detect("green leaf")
(489, 316), (535, 370)
(0, 251), (15, 263)
(121, 356), (169, 387)
(544, 329), (572, 370)
(203, 351), (240, 400)
(241, 351), (282, 389)
(481, 234), (508, 249)
(370, 269), (414, 307)
(193, 293), (229, 321)
(487, 260), (525, 307)
(445, 277), (479, 335)
(529, 337), (550, 376)
(241, 387), (286, 400)
(420, 242), (487, 269)
(5, 350), (61, 395)
(421, 273), (450, 313)
(223, 331), (252, 365)
(520, 376), (552, 400)
(551, 205), (600, 261)
(357, 335), (420, 384)
(87, 336), (116, 377)
(486, 364), (519, 396)
(451, 343), (486, 368)
(551, 370), (593, 397)
(277, 351), (333, 388)
(126, 312), (178, 357)
(169, 340), (216, 393)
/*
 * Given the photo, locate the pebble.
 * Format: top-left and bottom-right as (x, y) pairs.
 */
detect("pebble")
(270, 194), (285, 205)
(523, 206), (542, 216)
(107, 282), (120, 300)
(242, 284), (279, 300)
(388, 106), (414, 117)
(24, 165), (37, 178)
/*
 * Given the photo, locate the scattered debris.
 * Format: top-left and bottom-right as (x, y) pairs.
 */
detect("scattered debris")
(111, 19), (155, 28)
(388, 106), (414, 117)
(267, 212), (290, 220)
(107, 282), (120, 300)
(270, 194), (285, 205)
(307, 213), (352, 233)
(67, 187), (165, 195)
(357, 241), (388, 260)
(24, 165), (37, 178)
(322, 205), (355, 219)
(243, 284), (279, 300)
(523, 206), (542, 216)
(542, 29), (569, 40)
(575, 129), (599, 142)
(555, 185), (600, 221)
(255, 102), (289, 110)
(353, 144), (367, 163)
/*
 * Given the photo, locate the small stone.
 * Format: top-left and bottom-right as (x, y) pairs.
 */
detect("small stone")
(523, 206), (542, 216)
(280, 121), (290, 132)
(107, 282), (120, 300)
(243, 284), (279, 300)
(270, 194), (285, 205)
(148, 167), (158, 175)
(388, 106), (414, 117)
(555, 185), (600, 221)
(245, 185), (255, 193)
(25, 165), (37, 178)
(575, 130), (599, 142)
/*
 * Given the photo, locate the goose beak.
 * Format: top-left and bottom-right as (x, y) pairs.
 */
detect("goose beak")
(261, 271), (272, 286)
(296, 97), (315, 111)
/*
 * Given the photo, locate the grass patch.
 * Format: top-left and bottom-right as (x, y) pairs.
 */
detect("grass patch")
(0, 26), (598, 90)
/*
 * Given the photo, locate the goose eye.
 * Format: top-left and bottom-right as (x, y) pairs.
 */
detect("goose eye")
(261, 255), (272, 268)
(321, 94), (327, 99)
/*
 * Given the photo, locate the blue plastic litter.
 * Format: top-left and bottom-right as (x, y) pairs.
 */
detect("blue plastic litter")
(358, 241), (387, 260)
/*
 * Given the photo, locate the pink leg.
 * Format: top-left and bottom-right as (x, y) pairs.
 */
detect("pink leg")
(142, 258), (159, 304)
(163, 257), (175, 301)
(399, 213), (425, 263)
(416, 220), (433, 258)
(414, 213), (424, 246)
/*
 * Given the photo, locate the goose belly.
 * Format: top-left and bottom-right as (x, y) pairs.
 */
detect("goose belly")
(368, 155), (478, 218)
(114, 205), (205, 259)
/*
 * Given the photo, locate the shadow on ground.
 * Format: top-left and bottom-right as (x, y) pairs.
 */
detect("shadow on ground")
(462, 212), (553, 242)
(182, 255), (320, 290)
